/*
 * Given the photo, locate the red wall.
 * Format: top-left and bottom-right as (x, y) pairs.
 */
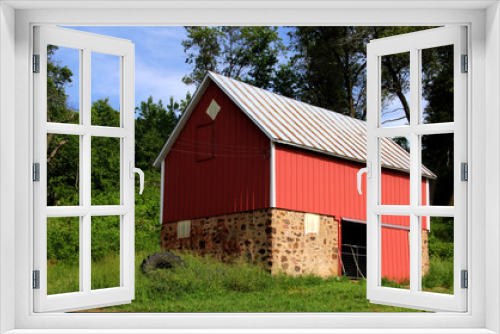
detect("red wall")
(162, 82), (270, 223)
(275, 144), (429, 282)
(275, 144), (428, 225)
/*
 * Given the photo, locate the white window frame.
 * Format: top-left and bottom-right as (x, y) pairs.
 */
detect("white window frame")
(1, 1), (498, 333)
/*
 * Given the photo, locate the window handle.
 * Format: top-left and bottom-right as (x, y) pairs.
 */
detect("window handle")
(357, 162), (371, 195)
(130, 162), (144, 195)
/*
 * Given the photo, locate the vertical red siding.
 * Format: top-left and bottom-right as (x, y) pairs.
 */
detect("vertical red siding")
(275, 144), (429, 224)
(275, 144), (430, 281)
(163, 82), (270, 223)
(381, 228), (410, 283)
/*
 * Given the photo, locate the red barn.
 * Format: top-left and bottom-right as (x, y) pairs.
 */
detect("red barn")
(154, 72), (434, 281)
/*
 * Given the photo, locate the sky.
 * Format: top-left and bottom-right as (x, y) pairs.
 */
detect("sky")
(53, 26), (412, 127)
(54, 26), (293, 116)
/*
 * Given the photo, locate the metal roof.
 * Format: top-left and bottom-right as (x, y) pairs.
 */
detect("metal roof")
(154, 71), (435, 178)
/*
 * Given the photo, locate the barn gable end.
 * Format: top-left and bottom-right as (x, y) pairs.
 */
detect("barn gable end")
(162, 82), (271, 223)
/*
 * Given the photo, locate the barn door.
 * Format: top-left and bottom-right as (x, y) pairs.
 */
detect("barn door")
(364, 26), (467, 312)
(33, 26), (139, 312)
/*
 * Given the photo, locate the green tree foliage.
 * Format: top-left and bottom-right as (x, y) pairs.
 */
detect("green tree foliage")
(46, 46), (185, 262)
(135, 94), (189, 171)
(284, 27), (434, 120)
(47, 45), (77, 123)
(283, 27), (366, 118)
(182, 26), (285, 89)
(421, 45), (454, 206)
(46, 45), (80, 206)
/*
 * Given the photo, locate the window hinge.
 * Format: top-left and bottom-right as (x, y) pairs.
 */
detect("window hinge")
(461, 54), (468, 73)
(33, 270), (40, 289)
(461, 162), (468, 181)
(461, 270), (468, 289)
(33, 163), (40, 182)
(33, 54), (40, 73)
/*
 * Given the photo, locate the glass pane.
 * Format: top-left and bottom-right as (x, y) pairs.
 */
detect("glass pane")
(421, 133), (454, 206)
(421, 45), (454, 124)
(91, 52), (120, 127)
(47, 45), (80, 124)
(421, 216), (454, 295)
(47, 134), (80, 206)
(91, 137), (120, 205)
(380, 215), (411, 289)
(91, 216), (120, 290)
(47, 217), (80, 295)
(380, 136), (410, 205)
(380, 52), (410, 127)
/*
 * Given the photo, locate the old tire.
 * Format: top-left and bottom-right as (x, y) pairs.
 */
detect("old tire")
(141, 251), (186, 275)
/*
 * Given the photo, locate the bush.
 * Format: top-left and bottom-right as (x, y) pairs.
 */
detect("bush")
(422, 257), (454, 291)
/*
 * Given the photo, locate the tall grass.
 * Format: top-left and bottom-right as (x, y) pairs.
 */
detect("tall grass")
(44, 250), (428, 313)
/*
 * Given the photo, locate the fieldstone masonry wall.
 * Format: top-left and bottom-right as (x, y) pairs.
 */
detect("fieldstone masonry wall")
(269, 209), (339, 278)
(161, 209), (273, 266)
(161, 208), (339, 277)
(422, 230), (430, 276)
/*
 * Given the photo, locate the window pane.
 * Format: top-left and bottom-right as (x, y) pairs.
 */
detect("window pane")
(421, 133), (454, 206)
(421, 45), (454, 124)
(380, 52), (410, 127)
(47, 134), (80, 206)
(91, 52), (120, 127)
(380, 136), (410, 205)
(47, 217), (80, 295)
(91, 216), (121, 290)
(421, 216), (454, 294)
(380, 215), (410, 289)
(47, 45), (80, 124)
(91, 137), (121, 205)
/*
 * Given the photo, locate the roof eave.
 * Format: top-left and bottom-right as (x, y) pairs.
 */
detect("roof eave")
(273, 140), (437, 179)
(153, 71), (275, 168)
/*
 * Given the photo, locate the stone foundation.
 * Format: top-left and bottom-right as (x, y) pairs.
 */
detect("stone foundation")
(270, 209), (339, 278)
(161, 209), (427, 279)
(422, 229), (430, 276)
(161, 209), (273, 265)
(161, 208), (339, 277)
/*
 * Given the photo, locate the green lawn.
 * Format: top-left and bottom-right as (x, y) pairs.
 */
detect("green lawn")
(46, 250), (453, 313)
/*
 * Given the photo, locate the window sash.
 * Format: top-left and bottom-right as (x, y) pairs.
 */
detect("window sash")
(366, 26), (467, 312)
(32, 26), (136, 313)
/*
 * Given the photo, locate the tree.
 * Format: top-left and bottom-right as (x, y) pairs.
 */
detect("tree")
(285, 27), (365, 118)
(182, 26), (285, 89)
(46, 45), (80, 206)
(421, 44), (454, 206)
(285, 26), (434, 121)
(135, 93), (190, 170)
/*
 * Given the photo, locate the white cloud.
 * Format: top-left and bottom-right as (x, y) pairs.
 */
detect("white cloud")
(135, 61), (191, 107)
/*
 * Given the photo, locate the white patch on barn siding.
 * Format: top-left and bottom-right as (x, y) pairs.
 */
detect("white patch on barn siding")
(305, 213), (320, 235)
(177, 220), (191, 238)
(206, 99), (221, 120)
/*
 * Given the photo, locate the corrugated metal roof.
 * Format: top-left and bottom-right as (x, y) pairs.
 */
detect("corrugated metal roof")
(209, 72), (435, 178)
(154, 71), (435, 178)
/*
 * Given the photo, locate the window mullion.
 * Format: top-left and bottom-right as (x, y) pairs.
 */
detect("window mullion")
(409, 48), (420, 294)
(81, 47), (92, 294)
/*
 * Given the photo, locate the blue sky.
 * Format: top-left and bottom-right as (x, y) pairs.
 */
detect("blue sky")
(55, 26), (292, 115)
(53, 26), (411, 127)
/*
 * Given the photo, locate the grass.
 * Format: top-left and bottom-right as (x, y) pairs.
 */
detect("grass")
(47, 249), (453, 313)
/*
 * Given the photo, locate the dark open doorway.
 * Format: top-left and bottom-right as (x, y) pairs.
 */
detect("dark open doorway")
(341, 220), (367, 279)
